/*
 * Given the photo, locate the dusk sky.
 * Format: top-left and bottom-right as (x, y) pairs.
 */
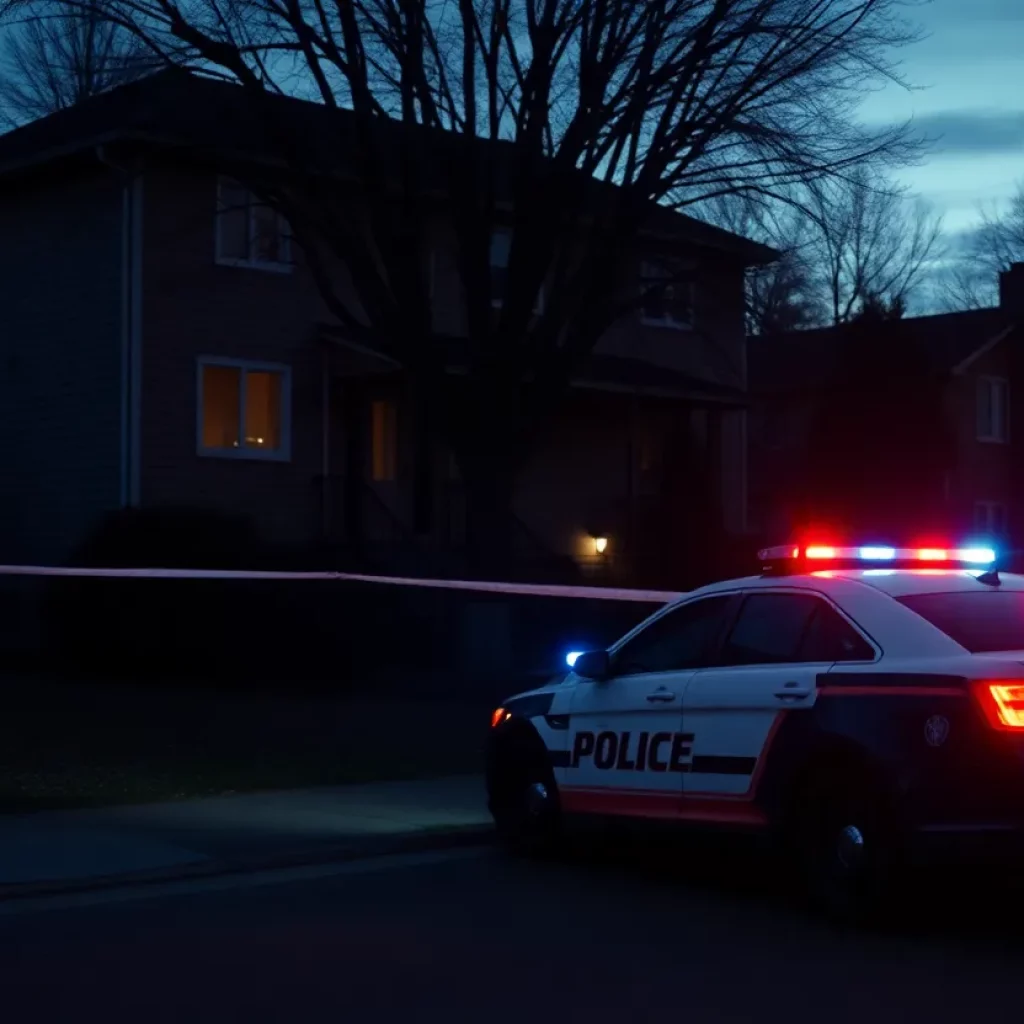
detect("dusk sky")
(860, 0), (1024, 235)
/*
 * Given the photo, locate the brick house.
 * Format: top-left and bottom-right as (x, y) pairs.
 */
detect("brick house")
(748, 263), (1024, 549)
(0, 71), (775, 586)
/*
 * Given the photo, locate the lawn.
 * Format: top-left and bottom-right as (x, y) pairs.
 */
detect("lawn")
(0, 675), (489, 812)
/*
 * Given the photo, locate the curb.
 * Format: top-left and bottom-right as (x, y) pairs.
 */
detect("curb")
(0, 824), (495, 904)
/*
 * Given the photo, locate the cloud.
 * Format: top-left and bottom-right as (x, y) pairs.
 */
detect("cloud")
(910, 109), (1024, 155)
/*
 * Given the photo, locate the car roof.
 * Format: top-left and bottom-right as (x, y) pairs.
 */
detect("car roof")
(691, 569), (1024, 600)
(813, 568), (1024, 597)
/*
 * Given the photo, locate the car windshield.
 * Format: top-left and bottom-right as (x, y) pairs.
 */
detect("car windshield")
(896, 591), (1024, 653)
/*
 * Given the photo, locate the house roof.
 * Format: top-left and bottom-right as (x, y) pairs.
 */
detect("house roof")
(0, 69), (777, 267)
(748, 307), (1021, 397)
(320, 326), (746, 406)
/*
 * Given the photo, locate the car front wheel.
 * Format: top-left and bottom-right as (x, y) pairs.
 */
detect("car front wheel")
(489, 754), (562, 858)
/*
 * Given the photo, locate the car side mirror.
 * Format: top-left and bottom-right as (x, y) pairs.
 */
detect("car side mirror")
(573, 650), (611, 681)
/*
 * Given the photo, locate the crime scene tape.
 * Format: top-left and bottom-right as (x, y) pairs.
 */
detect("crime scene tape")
(0, 564), (683, 604)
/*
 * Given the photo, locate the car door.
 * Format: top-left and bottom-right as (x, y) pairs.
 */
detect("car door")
(563, 594), (737, 819)
(680, 590), (876, 817)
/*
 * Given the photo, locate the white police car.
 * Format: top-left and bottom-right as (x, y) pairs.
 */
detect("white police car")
(485, 543), (1024, 918)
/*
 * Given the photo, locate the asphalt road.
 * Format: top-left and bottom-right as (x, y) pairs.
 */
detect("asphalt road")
(1, 841), (1023, 1023)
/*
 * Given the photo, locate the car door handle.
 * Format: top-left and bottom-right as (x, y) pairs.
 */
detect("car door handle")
(774, 687), (810, 700)
(645, 690), (677, 703)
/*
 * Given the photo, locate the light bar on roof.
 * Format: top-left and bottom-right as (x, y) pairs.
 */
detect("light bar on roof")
(758, 544), (996, 566)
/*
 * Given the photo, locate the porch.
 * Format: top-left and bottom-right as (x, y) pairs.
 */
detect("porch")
(314, 334), (749, 589)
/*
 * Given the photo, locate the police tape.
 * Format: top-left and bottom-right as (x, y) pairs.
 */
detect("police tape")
(0, 564), (682, 604)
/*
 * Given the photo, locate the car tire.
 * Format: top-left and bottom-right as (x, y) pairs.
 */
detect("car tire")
(489, 753), (562, 859)
(796, 775), (899, 926)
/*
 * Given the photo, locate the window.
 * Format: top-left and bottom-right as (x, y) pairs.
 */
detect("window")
(975, 500), (1009, 537)
(198, 359), (290, 460)
(371, 399), (398, 482)
(216, 178), (292, 271)
(897, 592), (1024, 653)
(798, 603), (876, 663)
(490, 230), (511, 307)
(612, 595), (732, 675)
(640, 261), (694, 329)
(489, 228), (543, 312)
(719, 593), (874, 666)
(977, 376), (1009, 442)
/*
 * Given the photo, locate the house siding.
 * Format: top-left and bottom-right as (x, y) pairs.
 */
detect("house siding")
(0, 166), (123, 565)
(140, 163), (333, 544)
(139, 161), (752, 560)
(949, 343), (1017, 537)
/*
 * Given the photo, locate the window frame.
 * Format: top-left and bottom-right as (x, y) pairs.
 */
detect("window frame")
(215, 177), (293, 274)
(607, 592), (739, 677)
(712, 589), (879, 668)
(196, 356), (293, 462)
(976, 375), (1009, 444)
(639, 259), (695, 330)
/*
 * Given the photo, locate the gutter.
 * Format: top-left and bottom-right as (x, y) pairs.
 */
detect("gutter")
(96, 145), (143, 507)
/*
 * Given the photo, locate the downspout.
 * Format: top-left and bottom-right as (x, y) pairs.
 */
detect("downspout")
(96, 145), (143, 508)
(321, 343), (331, 541)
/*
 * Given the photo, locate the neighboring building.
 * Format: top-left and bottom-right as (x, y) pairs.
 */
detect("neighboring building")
(749, 263), (1024, 548)
(0, 70), (775, 586)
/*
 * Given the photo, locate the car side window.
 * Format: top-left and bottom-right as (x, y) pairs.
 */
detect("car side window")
(800, 603), (875, 662)
(612, 595), (732, 675)
(720, 593), (873, 666)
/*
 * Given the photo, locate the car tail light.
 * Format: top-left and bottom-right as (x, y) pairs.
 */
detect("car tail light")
(491, 707), (511, 728)
(975, 683), (1024, 730)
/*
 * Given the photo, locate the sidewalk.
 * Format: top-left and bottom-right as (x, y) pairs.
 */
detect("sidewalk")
(0, 775), (491, 897)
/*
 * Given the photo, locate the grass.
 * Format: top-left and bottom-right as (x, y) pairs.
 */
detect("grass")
(0, 674), (488, 813)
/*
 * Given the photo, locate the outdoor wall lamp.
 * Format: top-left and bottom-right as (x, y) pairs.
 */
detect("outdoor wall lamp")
(592, 535), (609, 556)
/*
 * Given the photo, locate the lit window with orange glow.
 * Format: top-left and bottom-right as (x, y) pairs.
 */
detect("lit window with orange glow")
(371, 400), (398, 482)
(198, 359), (290, 460)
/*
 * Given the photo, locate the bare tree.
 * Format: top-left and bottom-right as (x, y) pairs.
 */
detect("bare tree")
(71, 0), (926, 559)
(0, 3), (156, 128)
(707, 174), (943, 331)
(809, 171), (944, 324)
(701, 195), (826, 333)
(942, 182), (1024, 310)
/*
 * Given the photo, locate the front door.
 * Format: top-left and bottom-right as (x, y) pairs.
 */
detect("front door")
(563, 594), (736, 820)
(681, 590), (876, 824)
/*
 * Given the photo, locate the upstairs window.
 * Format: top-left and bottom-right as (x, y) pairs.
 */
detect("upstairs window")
(198, 358), (291, 460)
(216, 178), (292, 271)
(640, 261), (694, 329)
(977, 376), (1009, 443)
(490, 228), (543, 312)
(490, 229), (511, 307)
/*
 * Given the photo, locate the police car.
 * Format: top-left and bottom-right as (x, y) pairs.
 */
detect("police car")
(484, 543), (1024, 918)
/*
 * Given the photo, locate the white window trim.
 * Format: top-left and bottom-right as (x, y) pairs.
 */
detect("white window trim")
(489, 228), (545, 314)
(976, 374), (1009, 444)
(640, 261), (694, 330)
(196, 357), (292, 462)
(215, 177), (293, 274)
